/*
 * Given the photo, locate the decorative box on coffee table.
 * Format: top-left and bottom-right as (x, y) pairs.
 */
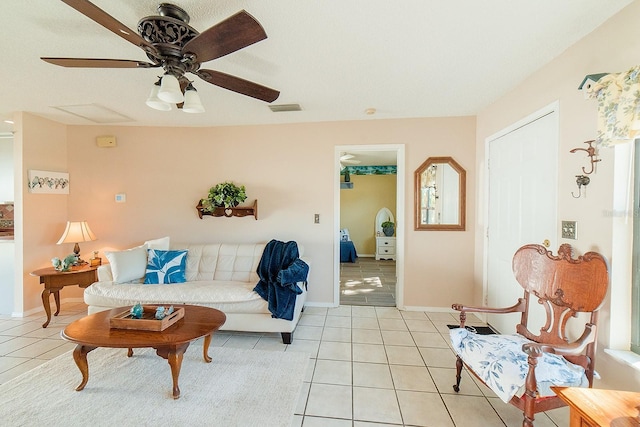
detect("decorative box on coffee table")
(109, 305), (184, 331)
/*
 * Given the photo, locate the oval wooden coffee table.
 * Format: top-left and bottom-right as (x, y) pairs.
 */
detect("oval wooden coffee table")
(61, 305), (226, 399)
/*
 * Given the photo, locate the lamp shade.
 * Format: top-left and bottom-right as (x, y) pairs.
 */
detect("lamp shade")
(57, 221), (97, 245)
(158, 73), (184, 103)
(182, 84), (205, 113)
(146, 82), (172, 111)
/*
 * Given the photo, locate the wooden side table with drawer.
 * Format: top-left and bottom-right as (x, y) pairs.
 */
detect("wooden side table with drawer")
(375, 236), (396, 260)
(30, 265), (98, 328)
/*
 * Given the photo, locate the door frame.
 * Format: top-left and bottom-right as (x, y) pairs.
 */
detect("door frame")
(334, 144), (405, 308)
(482, 101), (559, 310)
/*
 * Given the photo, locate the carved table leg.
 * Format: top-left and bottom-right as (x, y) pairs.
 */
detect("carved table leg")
(53, 291), (61, 316)
(156, 343), (190, 399)
(41, 289), (52, 328)
(203, 333), (212, 363)
(168, 350), (184, 399)
(72, 344), (97, 391)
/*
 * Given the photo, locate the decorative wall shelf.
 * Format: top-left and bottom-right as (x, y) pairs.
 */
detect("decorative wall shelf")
(196, 200), (258, 220)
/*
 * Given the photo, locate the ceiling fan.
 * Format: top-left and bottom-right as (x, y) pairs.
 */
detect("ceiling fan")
(340, 153), (361, 170)
(41, 0), (280, 111)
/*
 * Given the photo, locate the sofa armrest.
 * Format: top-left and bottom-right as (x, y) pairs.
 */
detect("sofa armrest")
(97, 264), (113, 282)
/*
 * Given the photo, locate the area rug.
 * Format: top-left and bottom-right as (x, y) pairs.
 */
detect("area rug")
(0, 344), (309, 427)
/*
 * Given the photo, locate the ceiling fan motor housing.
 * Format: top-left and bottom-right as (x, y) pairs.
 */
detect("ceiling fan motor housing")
(138, 4), (200, 76)
(157, 3), (190, 22)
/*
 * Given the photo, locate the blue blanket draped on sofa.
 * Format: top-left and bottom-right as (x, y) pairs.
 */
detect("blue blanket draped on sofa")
(253, 239), (309, 320)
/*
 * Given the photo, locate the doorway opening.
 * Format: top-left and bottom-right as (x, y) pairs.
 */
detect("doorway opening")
(334, 144), (405, 308)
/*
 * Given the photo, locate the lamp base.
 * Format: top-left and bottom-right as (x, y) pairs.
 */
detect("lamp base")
(72, 243), (88, 265)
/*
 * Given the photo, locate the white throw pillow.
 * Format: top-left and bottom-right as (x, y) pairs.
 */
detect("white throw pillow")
(144, 236), (170, 250)
(104, 245), (148, 283)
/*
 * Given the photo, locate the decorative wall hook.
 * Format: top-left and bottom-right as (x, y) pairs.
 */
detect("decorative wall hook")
(569, 140), (601, 174)
(571, 175), (590, 198)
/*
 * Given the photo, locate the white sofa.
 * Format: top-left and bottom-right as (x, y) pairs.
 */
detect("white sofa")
(84, 242), (308, 344)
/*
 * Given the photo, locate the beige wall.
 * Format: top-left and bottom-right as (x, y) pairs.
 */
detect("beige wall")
(475, 1), (640, 390)
(341, 174), (397, 255)
(15, 115), (476, 313)
(18, 113), (74, 311)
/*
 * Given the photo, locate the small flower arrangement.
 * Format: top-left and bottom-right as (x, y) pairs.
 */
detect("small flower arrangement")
(200, 181), (247, 211)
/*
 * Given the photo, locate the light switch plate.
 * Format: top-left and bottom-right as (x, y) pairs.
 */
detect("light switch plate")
(115, 193), (126, 203)
(562, 220), (577, 239)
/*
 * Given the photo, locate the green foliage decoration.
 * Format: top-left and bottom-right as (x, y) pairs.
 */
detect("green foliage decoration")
(201, 181), (247, 211)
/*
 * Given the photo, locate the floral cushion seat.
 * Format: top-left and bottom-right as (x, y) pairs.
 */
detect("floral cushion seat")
(449, 328), (588, 403)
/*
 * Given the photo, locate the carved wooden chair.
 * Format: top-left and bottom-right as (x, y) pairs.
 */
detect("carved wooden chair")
(450, 244), (608, 427)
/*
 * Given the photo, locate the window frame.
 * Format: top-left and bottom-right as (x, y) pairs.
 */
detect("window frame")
(632, 139), (640, 354)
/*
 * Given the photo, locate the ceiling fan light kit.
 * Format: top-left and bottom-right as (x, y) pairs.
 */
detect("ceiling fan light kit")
(145, 77), (172, 111)
(42, 0), (280, 114)
(158, 73), (184, 104)
(182, 83), (205, 114)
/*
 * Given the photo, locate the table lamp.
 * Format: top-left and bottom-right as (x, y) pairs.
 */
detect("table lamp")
(56, 221), (97, 265)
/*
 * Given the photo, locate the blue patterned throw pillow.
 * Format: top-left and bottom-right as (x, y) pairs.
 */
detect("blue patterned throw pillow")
(144, 249), (187, 284)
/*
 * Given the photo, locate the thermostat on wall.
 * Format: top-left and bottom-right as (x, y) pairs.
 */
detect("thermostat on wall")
(97, 135), (117, 147)
(115, 193), (126, 203)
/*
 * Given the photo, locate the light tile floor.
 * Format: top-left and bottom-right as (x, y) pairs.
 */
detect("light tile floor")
(0, 302), (569, 426)
(340, 257), (396, 307)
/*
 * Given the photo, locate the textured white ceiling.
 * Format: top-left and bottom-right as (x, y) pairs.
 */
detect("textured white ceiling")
(0, 0), (632, 135)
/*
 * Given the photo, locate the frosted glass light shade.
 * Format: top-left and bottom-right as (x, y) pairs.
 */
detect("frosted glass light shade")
(145, 84), (172, 111)
(183, 86), (205, 113)
(158, 74), (184, 103)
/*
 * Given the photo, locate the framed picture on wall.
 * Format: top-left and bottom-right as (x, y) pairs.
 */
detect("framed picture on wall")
(27, 170), (70, 194)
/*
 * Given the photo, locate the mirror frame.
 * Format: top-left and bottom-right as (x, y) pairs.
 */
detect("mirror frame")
(414, 156), (466, 231)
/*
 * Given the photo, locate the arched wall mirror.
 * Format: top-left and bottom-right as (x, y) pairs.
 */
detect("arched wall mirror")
(414, 156), (466, 231)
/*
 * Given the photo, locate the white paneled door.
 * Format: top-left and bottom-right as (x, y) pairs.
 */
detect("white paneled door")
(486, 106), (558, 334)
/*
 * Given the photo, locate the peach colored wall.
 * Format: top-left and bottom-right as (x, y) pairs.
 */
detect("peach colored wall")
(57, 116), (476, 309)
(403, 118), (476, 307)
(340, 174), (397, 255)
(18, 113), (74, 313)
(475, 1), (640, 390)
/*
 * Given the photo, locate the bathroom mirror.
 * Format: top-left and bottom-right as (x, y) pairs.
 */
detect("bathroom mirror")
(414, 156), (466, 231)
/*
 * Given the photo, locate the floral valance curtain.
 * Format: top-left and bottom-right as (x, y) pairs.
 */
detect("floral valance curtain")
(587, 65), (640, 148)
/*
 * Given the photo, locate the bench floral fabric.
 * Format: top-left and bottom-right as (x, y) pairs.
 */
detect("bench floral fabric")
(450, 328), (588, 403)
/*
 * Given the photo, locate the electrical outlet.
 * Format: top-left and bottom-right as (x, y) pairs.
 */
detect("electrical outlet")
(562, 221), (577, 239)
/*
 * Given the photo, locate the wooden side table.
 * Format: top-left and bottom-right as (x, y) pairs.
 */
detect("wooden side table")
(552, 386), (640, 427)
(30, 265), (98, 328)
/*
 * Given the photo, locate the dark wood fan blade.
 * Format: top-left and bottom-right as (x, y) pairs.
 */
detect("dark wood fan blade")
(196, 69), (279, 102)
(183, 10), (267, 63)
(41, 57), (158, 68)
(61, 0), (157, 55)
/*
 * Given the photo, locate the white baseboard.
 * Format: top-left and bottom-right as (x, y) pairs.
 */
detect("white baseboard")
(402, 306), (456, 313)
(11, 297), (85, 318)
(304, 301), (340, 308)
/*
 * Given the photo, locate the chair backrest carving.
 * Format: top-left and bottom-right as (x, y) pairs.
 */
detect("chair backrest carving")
(512, 244), (609, 375)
